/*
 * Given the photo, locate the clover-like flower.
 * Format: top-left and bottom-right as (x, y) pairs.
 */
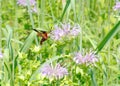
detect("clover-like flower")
(113, 1), (120, 10)
(40, 63), (68, 79)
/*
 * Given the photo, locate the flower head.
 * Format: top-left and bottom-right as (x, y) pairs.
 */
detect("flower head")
(73, 52), (98, 66)
(70, 24), (80, 36)
(40, 63), (68, 79)
(17, 0), (36, 6)
(113, 2), (120, 11)
(17, 0), (37, 13)
(50, 25), (64, 40)
(73, 52), (84, 64)
(50, 23), (80, 41)
(84, 52), (98, 66)
(62, 23), (71, 34)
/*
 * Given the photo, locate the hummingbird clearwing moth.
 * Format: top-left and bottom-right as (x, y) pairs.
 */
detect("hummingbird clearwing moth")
(33, 29), (48, 45)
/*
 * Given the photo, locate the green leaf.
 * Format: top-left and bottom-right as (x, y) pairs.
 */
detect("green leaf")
(20, 31), (36, 52)
(95, 21), (120, 53)
(89, 68), (98, 86)
(6, 25), (14, 86)
(60, 0), (71, 21)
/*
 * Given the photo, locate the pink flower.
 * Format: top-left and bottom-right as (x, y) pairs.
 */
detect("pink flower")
(50, 23), (81, 41)
(17, 0), (36, 6)
(73, 52), (98, 66)
(17, 0), (37, 13)
(70, 24), (80, 36)
(113, 2), (120, 10)
(62, 23), (71, 34)
(84, 52), (98, 66)
(73, 52), (85, 64)
(40, 63), (68, 79)
(50, 25), (64, 40)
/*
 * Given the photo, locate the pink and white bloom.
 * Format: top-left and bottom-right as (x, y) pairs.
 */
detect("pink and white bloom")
(17, 0), (37, 13)
(73, 52), (98, 66)
(17, 0), (36, 6)
(40, 63), (68, 79)
(50, 25), (65, 40)
(84, 52), (98, 66)
(70, 24), (80, 36)
(73, 52), (85, 64)
(50, 23), (81, 41)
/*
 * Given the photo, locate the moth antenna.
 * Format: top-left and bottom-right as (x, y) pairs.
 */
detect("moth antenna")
(33, 29), (39, 33)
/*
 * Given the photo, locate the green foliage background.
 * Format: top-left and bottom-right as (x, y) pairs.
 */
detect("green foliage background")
(0, 0), (120, 86)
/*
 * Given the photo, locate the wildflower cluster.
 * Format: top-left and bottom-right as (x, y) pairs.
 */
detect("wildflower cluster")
(50, 23), (80, 41)
(73, 52), (98, 66)
(40, 63), (68, 79)
(17, 0), (37, 13)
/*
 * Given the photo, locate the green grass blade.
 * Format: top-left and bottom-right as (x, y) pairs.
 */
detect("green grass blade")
(4, 62), (10, 78)
(6, 25), (14, 86)
(20, 32), (36, 52)
(40, 0), (45, 27)
(26, 0), (35, 29)
(71, 0), (76, 21)
(95, 21), (120, 53)
(60, 0), (71, 21)
(89, 68), (98, 86)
